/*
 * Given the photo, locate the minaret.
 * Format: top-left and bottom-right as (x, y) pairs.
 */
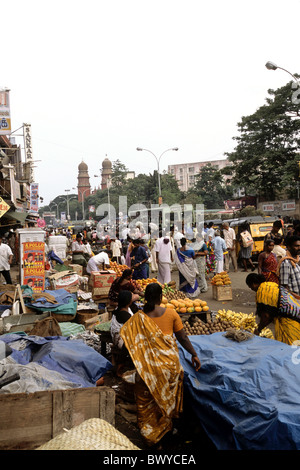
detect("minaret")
(101, 156), (112, 189)
(77, 160), (91, 202)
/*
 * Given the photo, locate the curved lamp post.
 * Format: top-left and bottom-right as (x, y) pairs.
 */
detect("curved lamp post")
(265, 61), (299, 86)
(59, 193), (77, 220)
(136, 147), (179, 204)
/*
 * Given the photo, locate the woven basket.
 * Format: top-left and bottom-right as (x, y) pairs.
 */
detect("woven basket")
(36, 418), (140, 451)
(51, 313), (77, 322)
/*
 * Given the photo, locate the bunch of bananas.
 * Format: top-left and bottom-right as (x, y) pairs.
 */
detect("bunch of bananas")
(259, 327), (274, 339)
(216, 309), (274, 339)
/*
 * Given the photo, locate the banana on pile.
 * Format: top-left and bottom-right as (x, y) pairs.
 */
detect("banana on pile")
(216, 309), (274, 339)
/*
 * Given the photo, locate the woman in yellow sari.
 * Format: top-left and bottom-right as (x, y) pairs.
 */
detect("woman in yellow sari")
(246, 273), (300, 345)
(120, 282), (201, 447)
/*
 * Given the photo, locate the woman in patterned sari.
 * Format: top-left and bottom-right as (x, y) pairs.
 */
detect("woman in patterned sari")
(246, 273), (300, 345)
(120, 282), (201, 447)
(174, 237), (201, 299)
(257, 239), (279, 284)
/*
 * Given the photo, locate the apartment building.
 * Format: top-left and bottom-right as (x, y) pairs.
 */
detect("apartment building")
(168, 159), (231, 192)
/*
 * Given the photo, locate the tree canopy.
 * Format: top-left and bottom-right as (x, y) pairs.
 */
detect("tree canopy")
(224, 81), (300, 200)
(187, 163), (233, 209)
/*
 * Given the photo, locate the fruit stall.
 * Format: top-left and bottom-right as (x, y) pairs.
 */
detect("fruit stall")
(211, 271), (233, 301)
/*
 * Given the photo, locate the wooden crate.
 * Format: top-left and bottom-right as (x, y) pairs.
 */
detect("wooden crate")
(212, 285), (233, 301)
(0, 386), (115, 450)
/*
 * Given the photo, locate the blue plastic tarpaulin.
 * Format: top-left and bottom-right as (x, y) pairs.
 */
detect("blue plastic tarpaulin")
(24, 289), (77, 316)
(178, 332), (300, 450)
(1, 334), (112, 388)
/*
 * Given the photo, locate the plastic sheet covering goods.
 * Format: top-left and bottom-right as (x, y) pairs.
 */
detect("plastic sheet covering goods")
(178, 332), (300, 450)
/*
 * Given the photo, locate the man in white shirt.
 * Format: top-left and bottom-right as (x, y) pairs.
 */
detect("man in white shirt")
(71, 234), (87, 267)
(205, 222), (215, 243)
(86, 251), (111, 274)
(171, 226), (184, 249)
(155, 236), (173, 284)
(222, 222), (238, 272)
(110, 237), (122, 264)
(82, 238), (93, 262)
(272, 235), (286, 261)
(0, 236), (13, 284)
(212, 230), (227, 274)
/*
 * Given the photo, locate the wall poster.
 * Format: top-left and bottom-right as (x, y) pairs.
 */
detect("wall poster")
(22, 241), (45, 291)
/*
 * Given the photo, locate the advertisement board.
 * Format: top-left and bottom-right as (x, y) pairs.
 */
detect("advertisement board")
(22, 241), (45, 291)
(0, 89), (11, 135)
(30, 183), (39, 212)
(0, 197), (10, 218)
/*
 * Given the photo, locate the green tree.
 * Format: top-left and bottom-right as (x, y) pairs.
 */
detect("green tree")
(111, 159), (129, 187)
(224, 81), (300, 200)
(160, 172), (183, 205)
(193, 163), (233, 209)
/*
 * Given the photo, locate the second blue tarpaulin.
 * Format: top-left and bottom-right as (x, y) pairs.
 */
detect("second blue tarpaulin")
(24, 288), (77, 316)
(178, 332), (300, 450)
(1, 334), (112, 388)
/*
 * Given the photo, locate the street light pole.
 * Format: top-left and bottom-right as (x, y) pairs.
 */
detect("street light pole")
(64, 189), (71, 219)
(265, 61), (299, 86)
(49, 202), (59, 219)
(136, 147), (179, 204)
(59, 193), (77, 221)
(95, 171), (111, 223)
(81, 188), (91, 221)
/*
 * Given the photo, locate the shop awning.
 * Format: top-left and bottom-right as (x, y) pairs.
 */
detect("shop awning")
(4, 210), (28, 223)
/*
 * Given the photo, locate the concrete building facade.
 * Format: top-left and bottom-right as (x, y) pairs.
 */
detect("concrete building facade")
(168, 159), (231, 192)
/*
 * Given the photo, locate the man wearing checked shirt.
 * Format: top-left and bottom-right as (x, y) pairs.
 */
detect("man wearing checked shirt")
(278, 236), (300, 295)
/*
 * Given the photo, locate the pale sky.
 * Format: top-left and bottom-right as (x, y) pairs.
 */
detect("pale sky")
(1, 0), (299, 205)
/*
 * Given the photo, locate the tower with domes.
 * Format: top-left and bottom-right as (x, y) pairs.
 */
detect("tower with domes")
(77, 160), (91, 202)
(101, 156), (112, 189)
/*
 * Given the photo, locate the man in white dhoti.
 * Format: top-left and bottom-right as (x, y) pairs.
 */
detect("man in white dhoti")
(155, 236), (173, 284)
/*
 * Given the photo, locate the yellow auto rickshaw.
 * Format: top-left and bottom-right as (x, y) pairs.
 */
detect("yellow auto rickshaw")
(230, 216), (283, 263)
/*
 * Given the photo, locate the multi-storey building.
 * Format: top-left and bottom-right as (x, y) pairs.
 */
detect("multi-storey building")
(168, 159), (231, 192)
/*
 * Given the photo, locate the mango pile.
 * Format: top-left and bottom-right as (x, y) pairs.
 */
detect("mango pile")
(109, 262), (130, 276)
(161, 296), (209, 314)
(211, 272), (231, 286)
(135, 278), (160, 289)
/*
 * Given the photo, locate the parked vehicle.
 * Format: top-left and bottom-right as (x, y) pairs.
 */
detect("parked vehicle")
(230, 216), (283, 263)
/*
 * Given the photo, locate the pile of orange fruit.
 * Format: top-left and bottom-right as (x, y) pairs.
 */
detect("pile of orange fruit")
(160, 296), (209, 314)
(135, 278), (160, 289)
(109, 261), (130, 276)
(211, 272), (231, 286)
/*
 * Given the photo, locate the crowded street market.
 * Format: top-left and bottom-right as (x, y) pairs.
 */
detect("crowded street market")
(1, 1), (300, 458)
(1, 216), (300, 453)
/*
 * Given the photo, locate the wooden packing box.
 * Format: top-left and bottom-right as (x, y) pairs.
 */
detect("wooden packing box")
(69, 264), (83, 276)
(49, 271), (79, 291)
(0, 386), (115, 450)
(0, 312), (50, 335)
(212, 284), (233, 301)
(80, 311), (111, 329)
(92, 286), (111, 297)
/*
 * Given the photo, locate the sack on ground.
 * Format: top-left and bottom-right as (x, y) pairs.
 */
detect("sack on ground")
(30, 316), (62, 336)
(240, 230), (253, 248)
